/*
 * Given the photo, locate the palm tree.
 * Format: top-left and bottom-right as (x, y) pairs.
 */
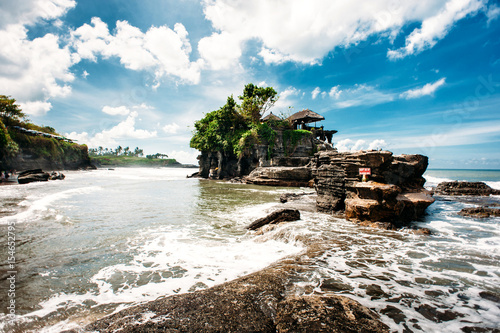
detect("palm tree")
(116, 146), (123, 156)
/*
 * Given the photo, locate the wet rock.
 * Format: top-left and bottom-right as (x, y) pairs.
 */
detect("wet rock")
(365, 284), (388, 300)
(320, 278), (354, 292)
(275, 295), (389, 333)
(458, 206), (500, 218)
(280, 192), (315, 203)
(479, 291), (500, 304)
(49, 171), (65, 180)
(380, 305), (406, 324)
(67, 263), (389, 333)
(461, 326), (500, 333)
(247, 209), (301, 230)
(434, 181), (500, 196)
(415, 304), (464, 322)
(244, 166), (313, 187)
(17, 169), (50, 184)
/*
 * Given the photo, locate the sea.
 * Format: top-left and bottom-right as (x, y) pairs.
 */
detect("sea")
(0, 168), (499, 332)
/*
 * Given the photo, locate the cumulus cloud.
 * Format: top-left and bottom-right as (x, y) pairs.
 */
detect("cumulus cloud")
(66, 111), (157, 147)
(71, 18), (202, 84)
(200, 0), (489, 66)
(0, 24), (75, 115)
(335, 138), (387, 152)
(163, 122), (180, 134)
(400, 78), (446, 99)
(0, 0), (76, 29)
(102, 105), (131, 116)
(275, 86), (301, 108)
(0, 0), (77, 115)
(388, 0), (485, 59)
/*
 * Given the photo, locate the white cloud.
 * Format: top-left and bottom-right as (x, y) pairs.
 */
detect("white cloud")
(19, 101), (52, 117)
(201, 0), (489, 66)
(0, 25), (75, 114)
(0, 1), (77, 115)
(71, 18), (202, 84)
(167, 149), (199, 165)
(328, 84), (395, 108)
(388, 0), (485, 59)
(0, 0), (76, 29)
(275, 86), (300, 108)
(328, 86), (341, 99)
(163, 122), (180, 134)
(400, 78), (446, 99)
(102, 105), (130, 116)
(197, 32), (241, 70)
(67, 111), (157, 147)
(311, 87), (321, 100)
(486, 4), (500, 25)
(335, 138), (387, 152)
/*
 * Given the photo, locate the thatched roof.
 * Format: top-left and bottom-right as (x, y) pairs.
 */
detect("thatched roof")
(261, 112), (281, 121)
(288, 109), (325, 124)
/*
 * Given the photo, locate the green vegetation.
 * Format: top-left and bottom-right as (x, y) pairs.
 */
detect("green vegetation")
(190, 83), (310, 159)
(91, 155), (180, 167)
(89, 146), (181, 167)
(1, 95), (88, 166)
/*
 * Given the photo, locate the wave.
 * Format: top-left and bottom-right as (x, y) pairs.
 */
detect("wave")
(0, 186), (102, 225)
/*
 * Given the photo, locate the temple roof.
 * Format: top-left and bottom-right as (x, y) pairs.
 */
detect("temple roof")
(261, 112), (281, 121)
(288, 109), (325, 124)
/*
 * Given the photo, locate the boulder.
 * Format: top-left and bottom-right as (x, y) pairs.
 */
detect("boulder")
(17, 169), (50, 184)
(434, 181), (500, 196)
(244, 166), (313, 187)
(458, 206), (500, 218)
(247, 209), (301, 230)
(279, 192), (315, 203)
(49, 171), (65, 180)
(311, 150), (434, 227)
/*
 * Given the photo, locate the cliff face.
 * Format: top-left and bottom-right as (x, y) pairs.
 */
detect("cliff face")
(311, 150), (434, 226)
(198, 130), (316, 179)
(1, 131), (92, 171)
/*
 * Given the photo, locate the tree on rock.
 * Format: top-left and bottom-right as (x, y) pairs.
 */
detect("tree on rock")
(239, 83), (278, 124)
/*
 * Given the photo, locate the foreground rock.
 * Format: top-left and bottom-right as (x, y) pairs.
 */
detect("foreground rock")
(247, 209), (300, 230)
(434, 181), (500, 196)
(17, 169), (50, 184)
(312, 150), (434, 227)
(244, 166), (313, 187)
(458, 206), (500, 218)
(66, 261), (388, 333)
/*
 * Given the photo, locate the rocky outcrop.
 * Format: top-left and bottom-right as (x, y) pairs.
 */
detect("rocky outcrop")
(244, 166), (313, 187)
(67, 256), (388, 333)
(247, 209), (301, 230)
(458, 206), (500, 218)
(434, 181), (500, 196)
(17, 169), (50, 184)
(197, 130), (317, 179)
(311, 150), (434, 226)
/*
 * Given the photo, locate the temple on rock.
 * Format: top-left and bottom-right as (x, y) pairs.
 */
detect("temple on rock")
(264, 109), (338, 144)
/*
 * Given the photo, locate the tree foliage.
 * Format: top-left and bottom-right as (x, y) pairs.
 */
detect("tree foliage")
(0, 95), (26, 124)
(190, 96), (248, 153)
(238, 83), (278, 123)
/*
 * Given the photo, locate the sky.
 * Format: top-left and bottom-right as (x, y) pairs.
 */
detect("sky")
(1, 0), (499, 168)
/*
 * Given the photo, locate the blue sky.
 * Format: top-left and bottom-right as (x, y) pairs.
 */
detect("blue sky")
(1, 0), (499, 168)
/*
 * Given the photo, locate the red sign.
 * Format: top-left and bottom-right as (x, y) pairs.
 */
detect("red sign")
(359, 168), (371, 175)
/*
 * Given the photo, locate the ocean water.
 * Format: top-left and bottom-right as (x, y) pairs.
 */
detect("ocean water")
(0, 168), (499, 332)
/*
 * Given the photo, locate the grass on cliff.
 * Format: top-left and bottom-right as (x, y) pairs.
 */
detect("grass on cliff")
(91, 155), (182, 167)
